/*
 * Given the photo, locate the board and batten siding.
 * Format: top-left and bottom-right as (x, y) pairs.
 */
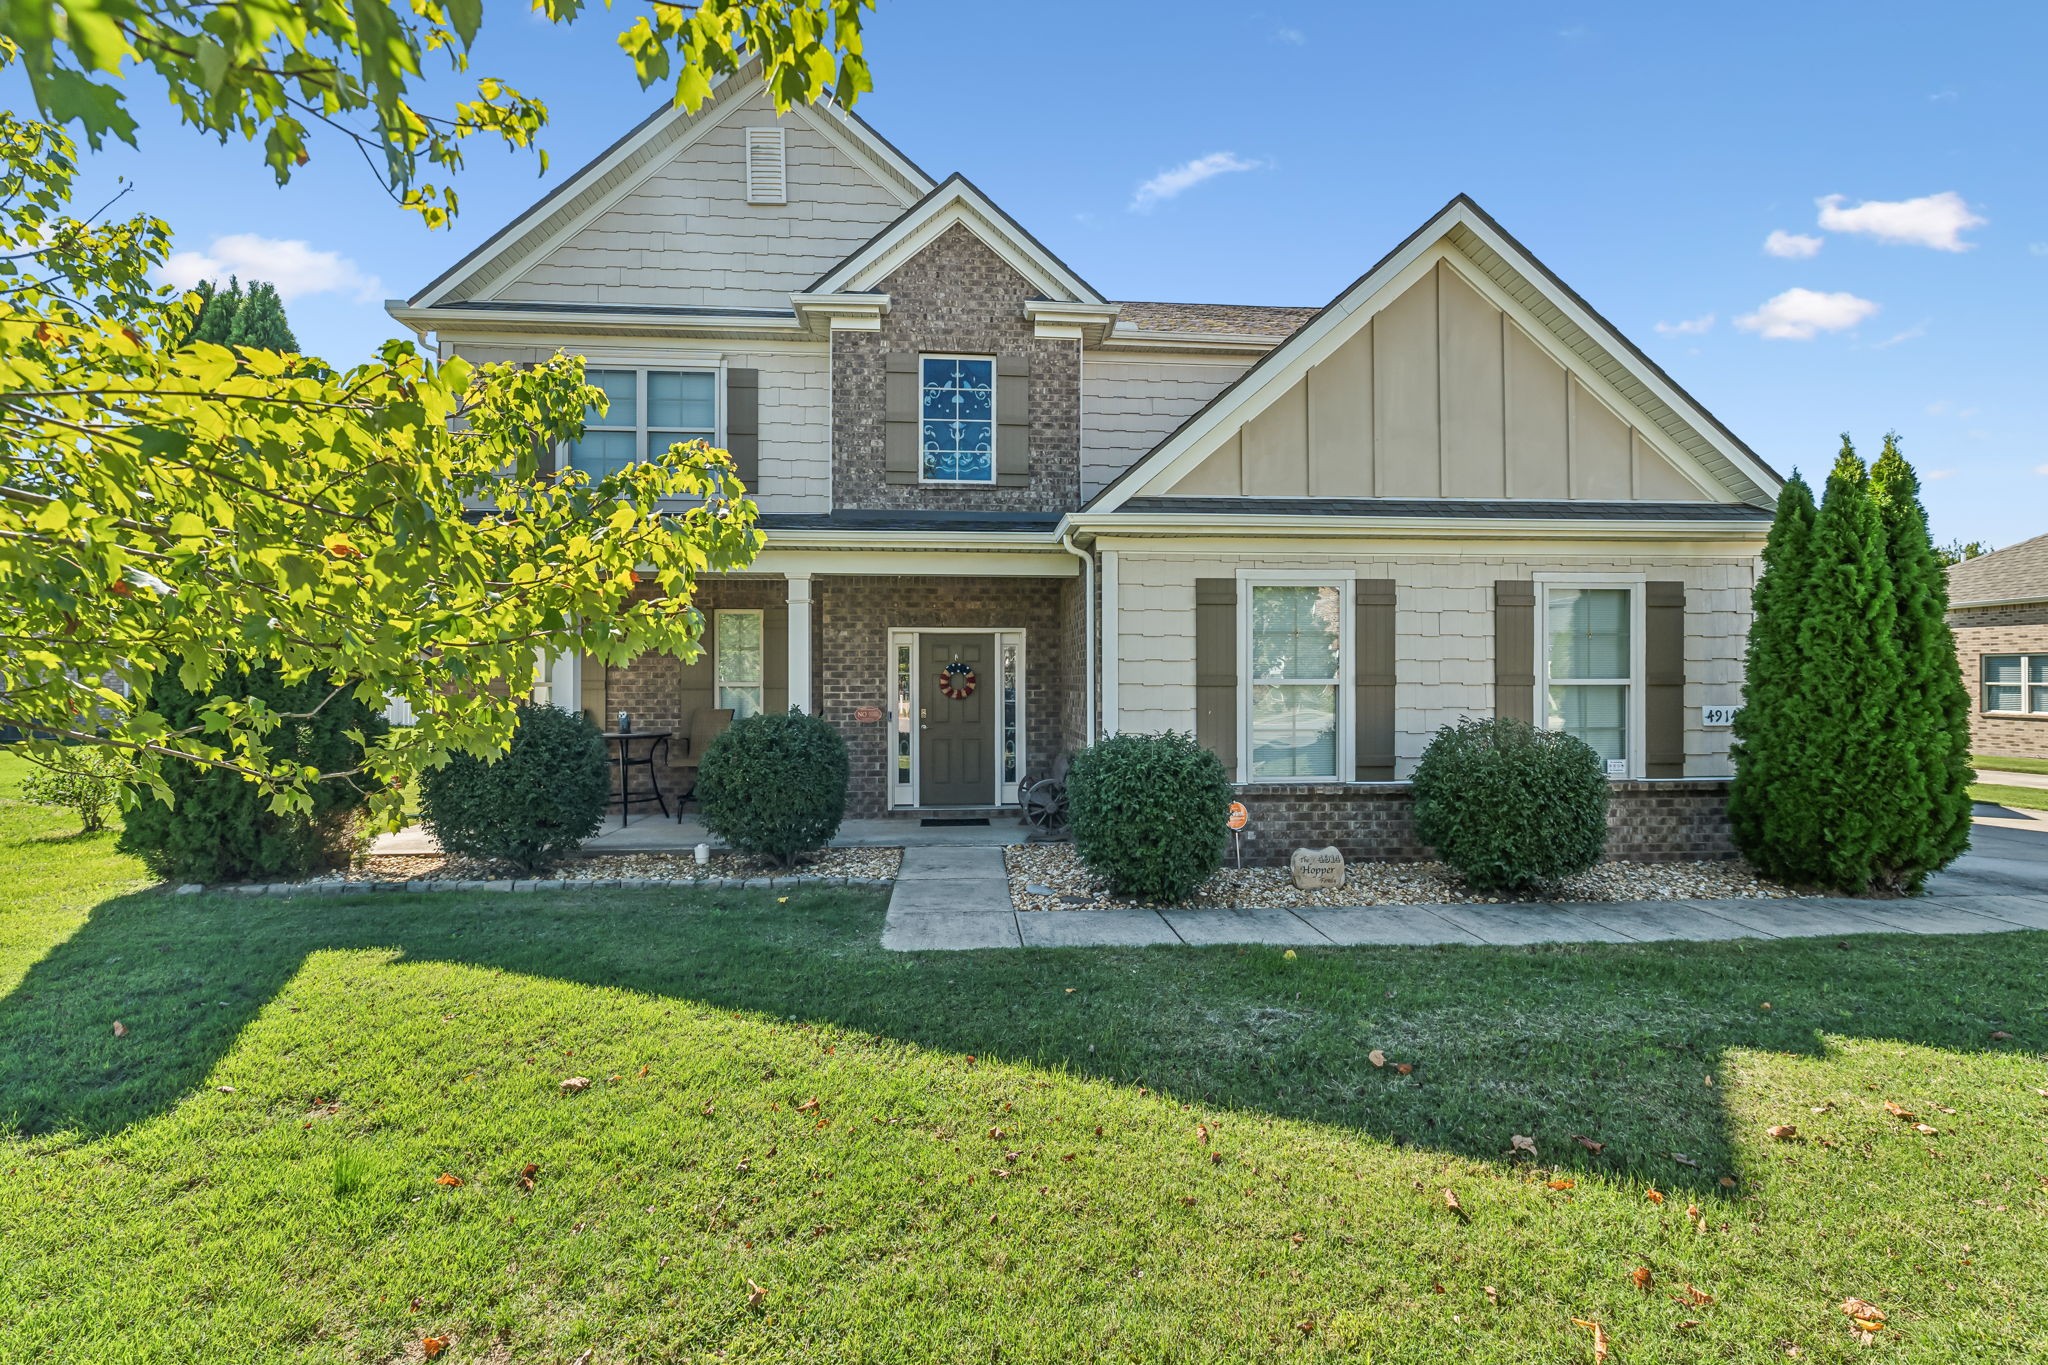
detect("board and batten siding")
(1080, 355), (1254, 501)
(1165, 259), (1715, 504)
(488, 86), (911, 312)
(1109, 549), (1757, 777)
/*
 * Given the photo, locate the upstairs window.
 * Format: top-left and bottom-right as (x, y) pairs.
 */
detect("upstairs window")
(919, 356), (995, 483)
(567, 368), (716, 480)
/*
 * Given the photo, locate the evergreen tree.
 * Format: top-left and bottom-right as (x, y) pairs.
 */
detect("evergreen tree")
(188, 276), (241, 345)
(226, 280), (298, 351)
(1728, 470), (1816, 863)
(1870, 433), (1975, 888)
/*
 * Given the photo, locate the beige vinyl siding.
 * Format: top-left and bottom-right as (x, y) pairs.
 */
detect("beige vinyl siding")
(1108, 545), (1757, 778)
(489, 87), (909, 312)
(1080, 356), (1252, 501)
(1162, 258), (1718, 504)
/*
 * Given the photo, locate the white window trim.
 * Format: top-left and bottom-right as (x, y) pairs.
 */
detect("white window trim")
(562, 361), (724, 475)
(1533, 574), (1647, 780)
(886, 626), (1027, 808)
(916, 353), (998, 486)
(1980, 652), (2048, 718)
(715, 609), (765, 717)
(1235, 571), (1355, 785)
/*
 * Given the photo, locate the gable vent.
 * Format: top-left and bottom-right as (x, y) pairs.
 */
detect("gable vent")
(745, 126), (787, 205)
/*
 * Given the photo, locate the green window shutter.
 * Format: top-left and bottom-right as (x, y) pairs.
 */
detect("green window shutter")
(1645, 580), (1686, 777)
(884, 351), (919, 484)
(995, 354), (1031, 487)
(1494, 580), (1536, 725)
(1195, 578), (1238, 780)
(764, 604), (789, 714)
(1355, 579), (1396, 779)
(724, 367), (759, 489)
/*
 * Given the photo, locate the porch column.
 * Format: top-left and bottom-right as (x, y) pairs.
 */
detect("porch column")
(1100, 550), (1120, 736)
(786, 573), (813, 713)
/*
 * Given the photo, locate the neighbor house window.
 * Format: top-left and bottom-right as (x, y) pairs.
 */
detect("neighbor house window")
(1245, 581), (1346, 781)
(716, 610), (764, 717)
(1542, 585), (1636, 774)
(1982, 654), (2048, 715)
(919, 356), (995, 483)
(566, 367), (717, 479)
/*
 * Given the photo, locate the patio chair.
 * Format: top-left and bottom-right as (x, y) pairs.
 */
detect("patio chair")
(672, 706), (734, 817)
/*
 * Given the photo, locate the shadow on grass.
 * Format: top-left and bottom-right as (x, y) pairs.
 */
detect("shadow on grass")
(2, 883), (2042, 1192)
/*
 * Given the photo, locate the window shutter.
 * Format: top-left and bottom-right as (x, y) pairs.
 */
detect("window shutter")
(995, 354), (1031, 487)
(514, 360), (557, 477)
(1494, 581), (1536, 725)
(744, 127), (786, 205)
(1195, 578), (1238, 781)
(1645, 580), (1686, 777)
(764, 604), (789, 714)
(1355, 579), (1396, 779)
(724, 367), (759, 489)
(884, 351), (919, 483)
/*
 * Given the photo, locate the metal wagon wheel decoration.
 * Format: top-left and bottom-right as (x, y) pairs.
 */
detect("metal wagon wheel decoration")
(936, 661), (977, 700)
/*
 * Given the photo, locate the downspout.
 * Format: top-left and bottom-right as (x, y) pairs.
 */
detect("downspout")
(1059, 525), (1096, 745)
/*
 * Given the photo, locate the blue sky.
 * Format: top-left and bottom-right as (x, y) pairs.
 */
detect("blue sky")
(28, 1), (2048, 546)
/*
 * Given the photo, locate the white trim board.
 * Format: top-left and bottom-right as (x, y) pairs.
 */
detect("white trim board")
(807, 174), (1104, 304)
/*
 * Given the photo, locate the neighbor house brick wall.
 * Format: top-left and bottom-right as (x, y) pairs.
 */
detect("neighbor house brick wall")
(1228, 780), (1738, 867)
(831, 222), (1080, 512)
(1949, 601), (2048, 759)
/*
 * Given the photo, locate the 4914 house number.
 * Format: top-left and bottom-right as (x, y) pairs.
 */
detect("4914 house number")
(1701, 705), (1740, 728)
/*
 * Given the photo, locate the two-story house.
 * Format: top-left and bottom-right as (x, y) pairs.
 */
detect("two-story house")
(390, 64), (1783, 861)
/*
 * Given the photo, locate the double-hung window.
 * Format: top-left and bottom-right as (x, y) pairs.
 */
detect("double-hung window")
(715, 610), (765, 718)
(919, 356), (995, 483)
(567, 367), (717, 479)
(1982, 654), (2048, 716)
(1244, 579), (1348, 781)
(1541, 583), (1639, 775)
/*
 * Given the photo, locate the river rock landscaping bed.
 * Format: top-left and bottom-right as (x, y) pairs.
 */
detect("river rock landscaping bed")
(1005, 844), (1793, 913)
(179, 847), (901, 896)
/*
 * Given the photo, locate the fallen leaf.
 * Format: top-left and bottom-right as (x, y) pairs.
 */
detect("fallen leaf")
(422, 1336), (449, 1359)
(1484, 1285), (1499, 1303)
(1914, 1123), (1939, 1136)
(746, 1279), (768, 1310)
(1572, 1317), (1611, 1362)
(1573, 1134), (1606, 1155)
(1767, 1124), (1797, 1140)
(560, 1076), (592, 1093)
(1510, 1135), (1537, 1157)
(1064, 987), (1075, 994)
(1369, 1049), (1387, 1068)
(570, 1352), (594, 1365)
(216, 1085), (236, 1094)
(435, 1173), (463, 1187)
(1295, 1318), (1314, 1335)
(1673, 1282), (1715, 1307)
(1840, 1297), (1886, 1326)
(1670, 1152), (1700, 1168)
(409, 1296), (422, 1313)
(1704, 1073), (1714, 1087)
(1760, 1001), (1772, 1011)
(111, 1021), (127, 1038)
(1196, 1123), (1211, 1144)
(988, 1127), (1005, 1140)
(1990, 1030), (2012, 1041)
(1548, 1178), (1575, 1191)
(1442, 1187), (1469, 1222)
(1883, 1101), (1915, 1121)
(1394, 1063), (1414, 1076)
(796, 1096), (820, 1113)
(1719, 1176), (1738, 1189)
(1646, 1186), (1665, 1204)
(1630, 1266), (1653, 1291)
(1677, 1318), (1701, 1330)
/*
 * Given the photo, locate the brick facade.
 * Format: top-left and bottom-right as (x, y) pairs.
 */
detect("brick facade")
(1949, 601), (2048, 759)
(830, 222), (1081, 512)
(1227, 779), (1738, 867)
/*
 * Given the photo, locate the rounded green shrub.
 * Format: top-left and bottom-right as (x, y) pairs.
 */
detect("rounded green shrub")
(418, 703), (609, 875)
(21, 745), (132, 834)
(1410, 716), (1609, 893)
(696, 709), (848, 869)
(118, 662), (387, 882)
(1067, 730), (1230, 903)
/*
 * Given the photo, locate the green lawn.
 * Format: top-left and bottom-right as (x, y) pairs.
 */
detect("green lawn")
(4, 755), (2048, 1361)
(1975, 753), (2048, 777)
(1972, 783), (2048, 812)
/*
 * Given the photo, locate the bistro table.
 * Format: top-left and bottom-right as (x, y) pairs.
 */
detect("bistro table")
(600, 731), (671, 825)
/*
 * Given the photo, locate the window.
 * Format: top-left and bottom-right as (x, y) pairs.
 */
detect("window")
(566, 367), (717, 479)
(894, 641), (913, 788)
(1982, 654), (2048, 715)
(715, 610), (764, 717)
(1542, 585), (1637, 773)
(919, 356), (995, 483)
(1245, 582), (1346, 780)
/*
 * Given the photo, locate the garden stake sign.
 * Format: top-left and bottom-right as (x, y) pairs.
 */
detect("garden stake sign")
(1227, 801), (1249, 868)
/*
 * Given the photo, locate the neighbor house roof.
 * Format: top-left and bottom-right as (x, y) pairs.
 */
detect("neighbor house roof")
(1947, 532), (2048, 607)
(1110, 301), (1320, 338)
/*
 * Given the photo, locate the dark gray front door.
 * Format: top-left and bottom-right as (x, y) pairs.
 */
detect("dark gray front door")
(919, 633), (993, 806)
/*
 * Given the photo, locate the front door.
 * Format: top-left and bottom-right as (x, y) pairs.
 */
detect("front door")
(918, 633), (993, 805)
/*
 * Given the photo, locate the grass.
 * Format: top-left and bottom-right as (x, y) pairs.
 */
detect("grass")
(3, 754), (2048, 1361)
(1975, 753), (2048, 777)
(1972, 783), (2048, 812)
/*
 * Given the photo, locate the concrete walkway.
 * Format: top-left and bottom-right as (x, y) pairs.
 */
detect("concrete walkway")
(1974, 766), (2048, 792)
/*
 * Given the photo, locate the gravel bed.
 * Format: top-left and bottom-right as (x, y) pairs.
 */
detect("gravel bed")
(315, 846), (901, 887)
(1005, 843), (1793, 912)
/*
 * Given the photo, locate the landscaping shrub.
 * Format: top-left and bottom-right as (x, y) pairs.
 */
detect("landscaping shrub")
(418, 703), (609, 875)
(20, 746), (132, 833)
(118, 663), (387, 882)
(1410, 716), (1609, 893)
(695, 709), (848, 869)
(1066, 730), (1230, 903)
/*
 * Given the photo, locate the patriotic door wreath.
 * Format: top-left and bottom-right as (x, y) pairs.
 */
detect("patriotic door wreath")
(936, 661), (978, 700)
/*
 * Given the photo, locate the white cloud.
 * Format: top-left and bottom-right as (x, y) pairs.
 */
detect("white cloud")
(1924, 468), (1957, 480)
(1815, 191), (1985, 251)
(1273, 26), (1305, 43)
(160, 233), (384, 302)
(1130, 152), (1263, 212)
(1654, 313), (1715, 336)
(1874, 321), (1929, 348)
(1763, 229), (1823, 259)
(1734, 288), (1880, 340)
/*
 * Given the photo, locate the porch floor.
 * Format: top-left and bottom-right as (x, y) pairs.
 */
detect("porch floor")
(368, 812), (1033, 857)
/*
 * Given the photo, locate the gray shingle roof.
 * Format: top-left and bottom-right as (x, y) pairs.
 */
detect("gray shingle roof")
(1946, 531), (2048, 606)
(1111, 301), (1320, 338)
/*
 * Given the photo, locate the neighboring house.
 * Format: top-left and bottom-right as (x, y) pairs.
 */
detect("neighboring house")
(389, 64), (1783, 862)
(1947, 534), (2048, 759)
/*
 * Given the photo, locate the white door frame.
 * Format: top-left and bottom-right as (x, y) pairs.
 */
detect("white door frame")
(887, 626), (1027, 809)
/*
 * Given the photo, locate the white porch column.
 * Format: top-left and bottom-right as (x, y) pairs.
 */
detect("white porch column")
(786, 573), (813, 713)
(537, 647), (581, 715)
(1100, 550), (1120, 736)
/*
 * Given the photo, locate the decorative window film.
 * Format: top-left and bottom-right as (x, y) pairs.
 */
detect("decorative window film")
(1247, 584), (1343, 780)
(895, 642), (913, 787)
(1001, 640), (1019, 785)
(1543, 586), (1633, 767)
(1982, 654), (2048, 715)
(567, 368), (716, 479)
(919, 356), (995, 483)
(715, 610), (764, 717)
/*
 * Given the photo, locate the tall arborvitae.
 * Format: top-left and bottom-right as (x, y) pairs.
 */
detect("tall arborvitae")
(1728, 470), (1816, 865)
(1869, 433), (1975, 888)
